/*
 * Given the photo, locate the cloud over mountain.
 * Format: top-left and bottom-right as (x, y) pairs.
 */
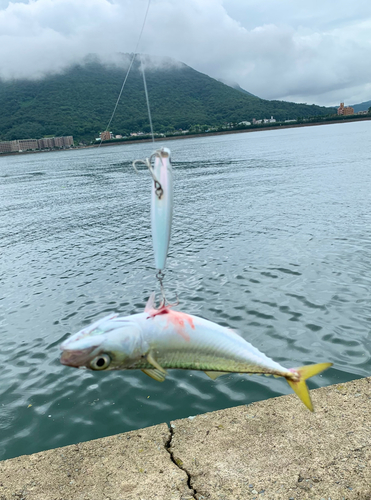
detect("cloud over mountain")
(0, 0), (370, 106)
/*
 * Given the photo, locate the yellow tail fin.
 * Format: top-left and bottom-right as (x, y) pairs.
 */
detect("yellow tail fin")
(286, 362), (333, 412)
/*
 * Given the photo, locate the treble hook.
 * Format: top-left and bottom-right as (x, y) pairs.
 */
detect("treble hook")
(165, 294), (180, 308)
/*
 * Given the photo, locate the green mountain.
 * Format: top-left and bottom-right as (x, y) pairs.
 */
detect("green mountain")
(351, 100), (371, 113)
(0, 55), (337, 143)
(218, 79), (257, 97)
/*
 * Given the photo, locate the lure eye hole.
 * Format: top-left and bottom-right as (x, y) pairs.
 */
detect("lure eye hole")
(90, 354), (111, 371)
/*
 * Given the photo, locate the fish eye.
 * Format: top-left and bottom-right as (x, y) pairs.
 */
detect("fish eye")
(90, 354), (111, 370)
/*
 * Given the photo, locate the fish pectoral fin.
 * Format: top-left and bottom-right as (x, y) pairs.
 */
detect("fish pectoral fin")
(141, 368), (166, 382)
(204, 371), (230, 380)
(147, 352), (167, 374)
(144, 292), (157, 312)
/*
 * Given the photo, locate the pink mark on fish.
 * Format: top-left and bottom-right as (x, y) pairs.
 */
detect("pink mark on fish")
(147, 308), (194, 341)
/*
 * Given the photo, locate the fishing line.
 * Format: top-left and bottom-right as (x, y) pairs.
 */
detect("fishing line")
(99, 0), (152, 147)
(140, 55), (155, 144)
(98, 0), (170, 305)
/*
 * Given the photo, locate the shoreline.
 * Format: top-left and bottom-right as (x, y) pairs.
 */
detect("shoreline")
(1, 376), (370, 499)
(1, 116), (370, 158)
(101, 115), (371, 147)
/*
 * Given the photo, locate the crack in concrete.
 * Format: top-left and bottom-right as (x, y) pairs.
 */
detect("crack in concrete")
(165, 423), (197, 500)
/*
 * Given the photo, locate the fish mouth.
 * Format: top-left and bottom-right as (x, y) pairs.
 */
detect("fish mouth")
(60, 346), (99, 368)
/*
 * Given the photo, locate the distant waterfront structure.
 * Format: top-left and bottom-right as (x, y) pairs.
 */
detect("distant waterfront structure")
(264, 116), (276, 124)
(0, 140), (19, 154)
(38, 137), (56, 149)
(0, 136), (73, 154)
(252, 116), (276, 125)
(52, 136), (73, 148)
(337, 103), (354, 116)
(100, 131), (113, 141)
(18, 139), (39, 151)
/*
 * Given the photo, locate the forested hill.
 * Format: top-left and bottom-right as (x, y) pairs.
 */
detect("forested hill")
(0, 56), (336, 143)
(351, 100), (371, 113)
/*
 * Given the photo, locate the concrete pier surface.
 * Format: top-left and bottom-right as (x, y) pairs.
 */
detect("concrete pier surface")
(1, 377), (370, 500)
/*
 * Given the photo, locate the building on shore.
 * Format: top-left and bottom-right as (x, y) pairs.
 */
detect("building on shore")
(252, 116), (276, 125)
(0, 140), (19, 153)
(18, 139), (39, 151)
(100, 131), (113, 141)
(53, 136), (74, 148)
(38, 137), (54, 149)
(0, 142), (11, 153)
(0, 136), (74, 154)
(264, 116), (276, 124)
(337, 103), (354, 116)
(38, 136), (73, 149)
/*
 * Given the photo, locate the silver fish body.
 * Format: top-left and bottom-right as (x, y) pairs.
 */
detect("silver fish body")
(60, 295), (332, 410)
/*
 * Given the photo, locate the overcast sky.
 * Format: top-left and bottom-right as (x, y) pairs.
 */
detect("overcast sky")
(1, 0), (370, 106)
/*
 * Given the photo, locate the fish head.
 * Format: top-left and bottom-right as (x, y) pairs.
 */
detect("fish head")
(60, 314), (145, 371)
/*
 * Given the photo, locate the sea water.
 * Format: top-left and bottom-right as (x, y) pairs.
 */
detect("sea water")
(1, 120), (370, 460)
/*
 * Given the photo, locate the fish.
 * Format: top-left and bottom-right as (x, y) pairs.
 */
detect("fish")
(60, 294), (332, 411)
(150, 147), (173, 271)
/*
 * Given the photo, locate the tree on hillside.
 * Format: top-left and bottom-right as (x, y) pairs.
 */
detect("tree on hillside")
(0, 58), (337, 143)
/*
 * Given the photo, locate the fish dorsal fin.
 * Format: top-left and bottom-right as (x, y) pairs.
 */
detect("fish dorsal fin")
(204, 371), (230, 380)
(144, 292), (157, 312)
(141, 368), (166, 382)
(147, 352), (167, 374)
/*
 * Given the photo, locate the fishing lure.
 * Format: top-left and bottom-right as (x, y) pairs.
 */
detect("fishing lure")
(133, 148), (173, 273)
(60, 294), (332, 412)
